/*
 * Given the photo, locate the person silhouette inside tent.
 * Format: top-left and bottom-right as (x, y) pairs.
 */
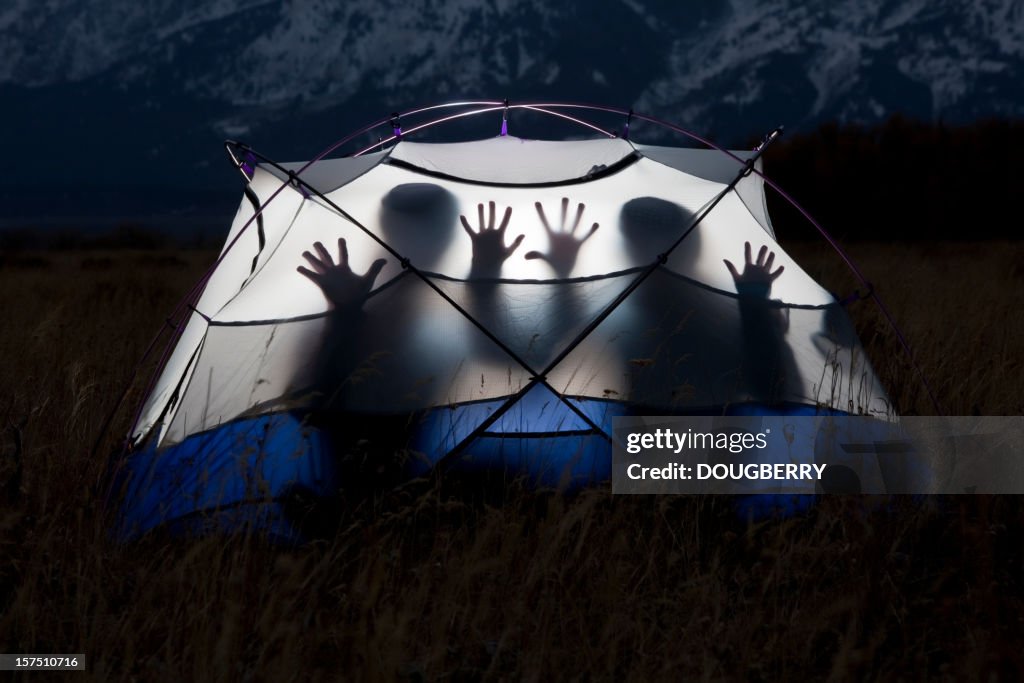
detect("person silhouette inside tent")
(459, 200), (525, 366)
(296, 237), (386, 411)
(317, 180), (460, 408)
(295, 182), (457, 411)
(617, 197), (710, 408)
(723, 241), (801, 405)
(293, 182), (460, 490)
(525, 198), (601, 365)
(291, 236), (402, 515)
(618, 197), (800, 408)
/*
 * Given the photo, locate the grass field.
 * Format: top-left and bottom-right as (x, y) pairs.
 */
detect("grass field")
(1, 241), (1022, 681)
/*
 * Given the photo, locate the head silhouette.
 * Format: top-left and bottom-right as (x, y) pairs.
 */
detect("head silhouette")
(619, 197), (700, 273)
(379, 183), (458, 269)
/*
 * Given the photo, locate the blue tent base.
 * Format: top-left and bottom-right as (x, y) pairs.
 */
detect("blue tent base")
(115, 403), (857, 542)
(114, 412), (338, 543)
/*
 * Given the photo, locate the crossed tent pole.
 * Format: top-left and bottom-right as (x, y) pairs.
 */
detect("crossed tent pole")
(220, 129), (781, 464)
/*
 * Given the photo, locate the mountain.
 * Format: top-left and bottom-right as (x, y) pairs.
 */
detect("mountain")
(1, 0), (1022, 223)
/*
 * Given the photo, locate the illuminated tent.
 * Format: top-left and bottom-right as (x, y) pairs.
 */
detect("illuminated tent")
(115, 105), (891, 540)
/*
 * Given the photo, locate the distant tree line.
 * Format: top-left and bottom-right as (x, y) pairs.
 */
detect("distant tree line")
(0, 223), (223, 251)
(2, 117), (1020, 250)
(762, 117), (1024, 241)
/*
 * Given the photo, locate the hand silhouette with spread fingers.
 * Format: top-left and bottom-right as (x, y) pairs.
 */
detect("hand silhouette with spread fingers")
(725, 241), (793, 400)
(461, 201), (525, 278)
(297, 238), (386, 311)
(724, 242), (785, 299)
(525, 197), (600, 276)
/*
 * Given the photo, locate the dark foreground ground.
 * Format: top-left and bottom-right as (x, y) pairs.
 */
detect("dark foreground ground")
(0, 241), (1022, 681)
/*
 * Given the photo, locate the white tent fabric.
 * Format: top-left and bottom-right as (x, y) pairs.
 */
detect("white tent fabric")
(132, 136), (889, 448)
(634, 143), (775, 238)
(387, 137), (636, 184)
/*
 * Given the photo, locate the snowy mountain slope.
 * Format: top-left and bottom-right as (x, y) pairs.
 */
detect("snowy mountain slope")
(636, 0), (1024, 139)
(0, 0), (1021, 212)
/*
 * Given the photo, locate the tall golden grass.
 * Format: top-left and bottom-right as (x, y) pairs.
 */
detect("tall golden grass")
(0, 242), (1022, 681)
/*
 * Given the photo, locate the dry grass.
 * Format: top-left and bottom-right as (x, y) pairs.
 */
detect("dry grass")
(0, 242), (1022, 681)
(787, 241), (1024, 416)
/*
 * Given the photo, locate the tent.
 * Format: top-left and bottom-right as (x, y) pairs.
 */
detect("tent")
(114, 103), (892, 541)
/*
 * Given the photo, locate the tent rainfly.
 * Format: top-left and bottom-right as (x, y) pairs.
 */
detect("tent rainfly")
(115, 106), (892, 541)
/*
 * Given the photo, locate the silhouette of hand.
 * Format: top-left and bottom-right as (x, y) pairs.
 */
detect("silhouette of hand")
(525, 197), (599, 276)
(724, 242), (785, 299)
(462, 201), (524, 278)
(297, 238), (386, 311)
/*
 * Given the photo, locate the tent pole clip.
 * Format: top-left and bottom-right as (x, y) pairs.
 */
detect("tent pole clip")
(622, 108), (634, 140)
(186, 303), (212, 322)
(224, 141), (257, 181)
(390, 112), (402, 139)
(755, 126), (784, 153)
(286, 169), (311, 198)
(741, 156), (757, 178)
(500, 98), (509, 136)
